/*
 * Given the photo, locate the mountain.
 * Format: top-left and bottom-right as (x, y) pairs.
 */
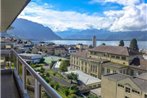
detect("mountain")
(56, 29), (147, 41)
(7, 18), (61, 41)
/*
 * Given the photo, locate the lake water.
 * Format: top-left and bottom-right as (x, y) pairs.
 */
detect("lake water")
(46, 40), (147, 49)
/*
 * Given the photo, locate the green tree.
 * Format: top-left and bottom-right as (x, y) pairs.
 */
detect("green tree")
(40, 67), (45, 73)
(67, 73), (78, 83)
(130, 38), (139, 51)
(101, 43), (106, 45)
(64, 89), (69, 96)
(119, 40), (124, 46)
(59, 60), (69, 72)
(39, 58), (45, 63)
(54, 83), (60, 90)
(70, 94), (77, 98)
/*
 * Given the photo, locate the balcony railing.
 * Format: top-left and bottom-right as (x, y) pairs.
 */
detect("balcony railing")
(1, 49), (62, 98)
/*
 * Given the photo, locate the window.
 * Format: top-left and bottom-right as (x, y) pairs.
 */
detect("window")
(113, 70), (116, 73)
(122, 56), (126, 60)
(145, 94), (147, 98)
(118, 84), (124, 88)
(107, 69), (110, 73)
(111, 55), (115, 58)
(116, 56), (120, 59)
(132, 89), (140, 94)
(125, 87), (130, 93)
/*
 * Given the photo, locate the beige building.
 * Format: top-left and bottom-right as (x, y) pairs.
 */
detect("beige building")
(70, 45), (139, 78)
(101, 73), (147, 98)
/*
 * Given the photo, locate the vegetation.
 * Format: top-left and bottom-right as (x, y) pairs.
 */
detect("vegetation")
(59, 60), (69, 72)
(101, 43), (106, 45)
(130, 38), (139, 51)
(67, 72), (78, 83)
(87, 93), (100, 98)
(29, 62), (79, 98)
(119, 40), (124, 46)
(39, 58), (45, 63)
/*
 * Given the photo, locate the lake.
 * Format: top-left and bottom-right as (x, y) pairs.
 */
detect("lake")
(46, 40), (147, 49)
(33, 40), (147, 49)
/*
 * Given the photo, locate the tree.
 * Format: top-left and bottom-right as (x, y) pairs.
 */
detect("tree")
(54, 83), (60, 90)
(130, 38), (139, 51)
(59, 60), (69, 72)
(119, 40), (124, 46)
(101, 43), (106, 45)
(39, 58), (45, 63)
(64, 89), (69, 96)
(67, 73), (78, 83)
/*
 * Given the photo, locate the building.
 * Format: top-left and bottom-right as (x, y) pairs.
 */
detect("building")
(19, 53), (43, 63)
(101, 73), (147, 98)
(76, 43), (89, 50)
(65, 70), (101, 88)
(92, 35), (97, 48)
(70, 45), (143, 78)
(65, 70), (101, 95)
(54, 45), (68, 56)
(0, 0), (61, 98)
(68, 47), (77, 54)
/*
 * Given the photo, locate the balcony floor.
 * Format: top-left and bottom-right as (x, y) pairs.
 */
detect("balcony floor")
(1, 69), (21, 98)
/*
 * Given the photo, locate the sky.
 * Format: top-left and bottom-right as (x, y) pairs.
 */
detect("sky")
(18, 0), (147, 32)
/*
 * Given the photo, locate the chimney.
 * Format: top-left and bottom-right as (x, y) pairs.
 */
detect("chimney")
(92, 35), (96, 47)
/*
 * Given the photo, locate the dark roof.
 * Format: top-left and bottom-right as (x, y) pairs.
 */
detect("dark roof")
(68, 47), (76, 50)
(104, 73), (147, 92)
(89, 45), (131, 56)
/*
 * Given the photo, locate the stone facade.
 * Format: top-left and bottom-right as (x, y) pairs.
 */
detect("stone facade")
(101, 73), (147, 98)
(70, 45), (146, 78)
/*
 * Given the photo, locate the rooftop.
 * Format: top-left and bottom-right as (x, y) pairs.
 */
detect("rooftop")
(89, 45), (131, 56)
(71, 50), (88, 58)
(65, 70), (101, 85)
(19, 53), (42, 57)
(104, 73), (147, 92)
(102, 62), (127, 69)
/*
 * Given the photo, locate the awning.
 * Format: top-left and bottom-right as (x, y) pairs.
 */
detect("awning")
(0, 0), (30, 32)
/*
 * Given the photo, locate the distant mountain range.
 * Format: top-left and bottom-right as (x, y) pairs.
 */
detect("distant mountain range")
(56, 29), (147, 41)
(6, 18), (147, 41)
(7, 19), (61, 41)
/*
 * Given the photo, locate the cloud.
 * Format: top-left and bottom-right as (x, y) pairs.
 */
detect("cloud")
(18, 2), (147, 32)
(90, 0), (141, 6)
(18, 2), (112, 32)
(106, 3), (147, 32)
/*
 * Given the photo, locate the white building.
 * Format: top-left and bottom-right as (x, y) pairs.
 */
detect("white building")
(65, 70), (101, 88)
(68, 47), (77, 54)
(19, 53), (43, 63)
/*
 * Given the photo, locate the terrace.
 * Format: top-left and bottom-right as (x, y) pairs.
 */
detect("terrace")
(1, 49), (62, 98)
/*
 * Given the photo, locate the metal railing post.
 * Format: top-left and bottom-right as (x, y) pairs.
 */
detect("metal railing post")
(16, 57), (19, 71)
(35, 79), (41, 98)
(8, 52), (11, 69)
(22, 64), (26, 91)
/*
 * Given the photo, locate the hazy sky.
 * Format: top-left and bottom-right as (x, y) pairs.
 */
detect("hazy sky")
(18, 0), (147, 32)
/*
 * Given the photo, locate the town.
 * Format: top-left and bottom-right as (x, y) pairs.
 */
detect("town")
(1, 34), (147, 98)
(1, 0), (147, 98)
